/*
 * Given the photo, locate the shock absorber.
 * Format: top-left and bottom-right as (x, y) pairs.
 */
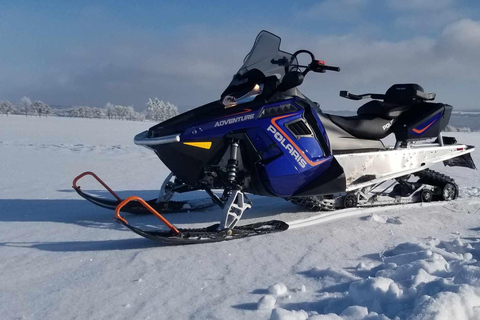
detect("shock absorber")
(221, 140), (240, 201)
(227, 140), (239, 185)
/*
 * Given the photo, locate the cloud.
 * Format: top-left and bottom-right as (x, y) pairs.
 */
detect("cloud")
(431, 19), (480, 82)
(294, 18), (480, 110)
(386, 0), (470, 35)
(387, 0), (453, 11)
(303, 0), (368, 21)
(6, 19), (480, 110)
(2, 27), (256, 108)
(440, 18), (480, 48)
(394, 9), (463, 31)
(1, 6), (480, 111)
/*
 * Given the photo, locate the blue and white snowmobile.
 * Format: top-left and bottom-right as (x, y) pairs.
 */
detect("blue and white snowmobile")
(73, 31), (476, 244)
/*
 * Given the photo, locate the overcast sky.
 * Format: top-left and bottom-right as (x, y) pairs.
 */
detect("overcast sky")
(1, 0), (480, 111)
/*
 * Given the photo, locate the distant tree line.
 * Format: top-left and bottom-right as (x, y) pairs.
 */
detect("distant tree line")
(0, 97), (179, 122)
(0, 97), (53, 117)
(444, 125), (474, 132)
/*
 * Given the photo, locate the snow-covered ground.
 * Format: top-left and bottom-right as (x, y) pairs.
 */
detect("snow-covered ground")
(1, 115), (479, 320)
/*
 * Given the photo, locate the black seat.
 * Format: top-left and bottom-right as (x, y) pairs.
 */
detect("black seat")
(328, 114), (394, 140)
(357, 100), (409, 119)
(357, 84), (425, 119)
(329, 84), (431, 140)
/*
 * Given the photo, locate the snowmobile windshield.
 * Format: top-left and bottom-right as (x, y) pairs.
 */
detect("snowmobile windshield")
(223, 31), (297, 98)
(237, 31), (296, 80)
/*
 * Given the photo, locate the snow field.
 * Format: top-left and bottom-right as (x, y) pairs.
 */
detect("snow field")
(0, 115), (479, 320)
(256, 237), (480, 319)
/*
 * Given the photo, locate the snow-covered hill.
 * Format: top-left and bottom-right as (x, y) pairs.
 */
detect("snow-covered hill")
(1, 115), (479, 320)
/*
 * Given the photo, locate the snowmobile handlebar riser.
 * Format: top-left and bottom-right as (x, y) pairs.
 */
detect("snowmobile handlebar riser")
(72, 171), (122, 202)
(115, 196), (180, 234)
(134, 131), (180, 146)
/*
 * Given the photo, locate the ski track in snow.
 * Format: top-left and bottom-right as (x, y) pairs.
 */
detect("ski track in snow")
(0, 140), (154, 156)
(1, 115), (479, 320)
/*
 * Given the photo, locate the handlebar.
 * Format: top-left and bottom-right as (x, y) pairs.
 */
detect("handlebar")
(322, 65), (341, 72)
(310, 61), (340, 73)
(289, 50), (340, 75)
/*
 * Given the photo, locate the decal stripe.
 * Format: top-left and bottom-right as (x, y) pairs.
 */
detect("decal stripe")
(271, 114), (328, 167)
(183, 141), (212, 149)
(219, 108), (253, 119)
(412, 119), (437, 134)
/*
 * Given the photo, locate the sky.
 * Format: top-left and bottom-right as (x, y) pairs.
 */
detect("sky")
(1, 0), (480, 111)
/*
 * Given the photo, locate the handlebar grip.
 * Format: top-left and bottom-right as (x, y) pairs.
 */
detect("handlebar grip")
(310, 62), (341, 73)
(324, 65), (340, 72)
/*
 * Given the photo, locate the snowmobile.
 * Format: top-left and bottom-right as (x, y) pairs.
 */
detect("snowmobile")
(73, 31), (476, 244)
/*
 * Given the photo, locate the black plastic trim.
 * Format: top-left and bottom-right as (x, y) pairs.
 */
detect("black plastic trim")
(294, 157), (346, 196)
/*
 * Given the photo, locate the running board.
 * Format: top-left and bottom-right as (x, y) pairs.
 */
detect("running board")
(334, 144), (475, 191)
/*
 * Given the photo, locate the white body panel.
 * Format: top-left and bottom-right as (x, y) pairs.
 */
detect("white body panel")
(335, 144), (475, 191)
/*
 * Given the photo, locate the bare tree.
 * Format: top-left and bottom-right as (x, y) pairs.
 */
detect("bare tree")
(104, 102), (115, 119)
(32, 100), (51, 117)
(0, 101), (14, 116)
(145, 98), (179, 122)
(20, 96), (32, 117)
(44, 104), (52, 117)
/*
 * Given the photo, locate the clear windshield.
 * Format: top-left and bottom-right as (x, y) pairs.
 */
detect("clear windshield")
(236, 31), (296, 81)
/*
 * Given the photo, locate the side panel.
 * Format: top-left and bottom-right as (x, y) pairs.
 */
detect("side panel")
(152, 98), (347, 197)
(394, 103), (452, 141)
(153, 137), (227, 187)
(153, 107), (262, 189)
(251, 100), (334, 197)
(335, 144), (474, 191)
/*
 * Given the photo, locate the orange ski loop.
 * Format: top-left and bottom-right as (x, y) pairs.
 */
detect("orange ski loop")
(72, 171), (122, 202)
(115, 196), (180, 234)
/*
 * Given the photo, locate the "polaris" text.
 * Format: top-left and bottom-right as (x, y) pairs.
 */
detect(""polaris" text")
(382, 119), (394, 131)
(267, 125), (307, 168)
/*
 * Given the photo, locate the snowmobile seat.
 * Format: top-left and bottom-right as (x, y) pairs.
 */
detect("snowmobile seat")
(357, 100), (410, 119)
(326, 84), (440, 140)
(357, 84), (429, 119)
(328, 84), (433, 140)
(328, 114), (393, 140)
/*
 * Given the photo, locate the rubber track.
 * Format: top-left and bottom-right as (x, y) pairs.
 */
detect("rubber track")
(413, 168), (457, 188)
(290, 196), (335, 211)
(291, 168), (458, 211)
(413, 168), (459, 200)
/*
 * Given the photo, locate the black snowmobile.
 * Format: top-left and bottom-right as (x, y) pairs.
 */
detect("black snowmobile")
(73, 31), (476, 244)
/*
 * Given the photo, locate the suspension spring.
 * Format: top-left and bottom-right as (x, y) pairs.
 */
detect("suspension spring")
(227, 140), (239, 184)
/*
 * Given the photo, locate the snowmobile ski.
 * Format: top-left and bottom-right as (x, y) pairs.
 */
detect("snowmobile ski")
(119, 220), (289, 245)
(73, 171), (214, 214)
(114, 196), (288, 245)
